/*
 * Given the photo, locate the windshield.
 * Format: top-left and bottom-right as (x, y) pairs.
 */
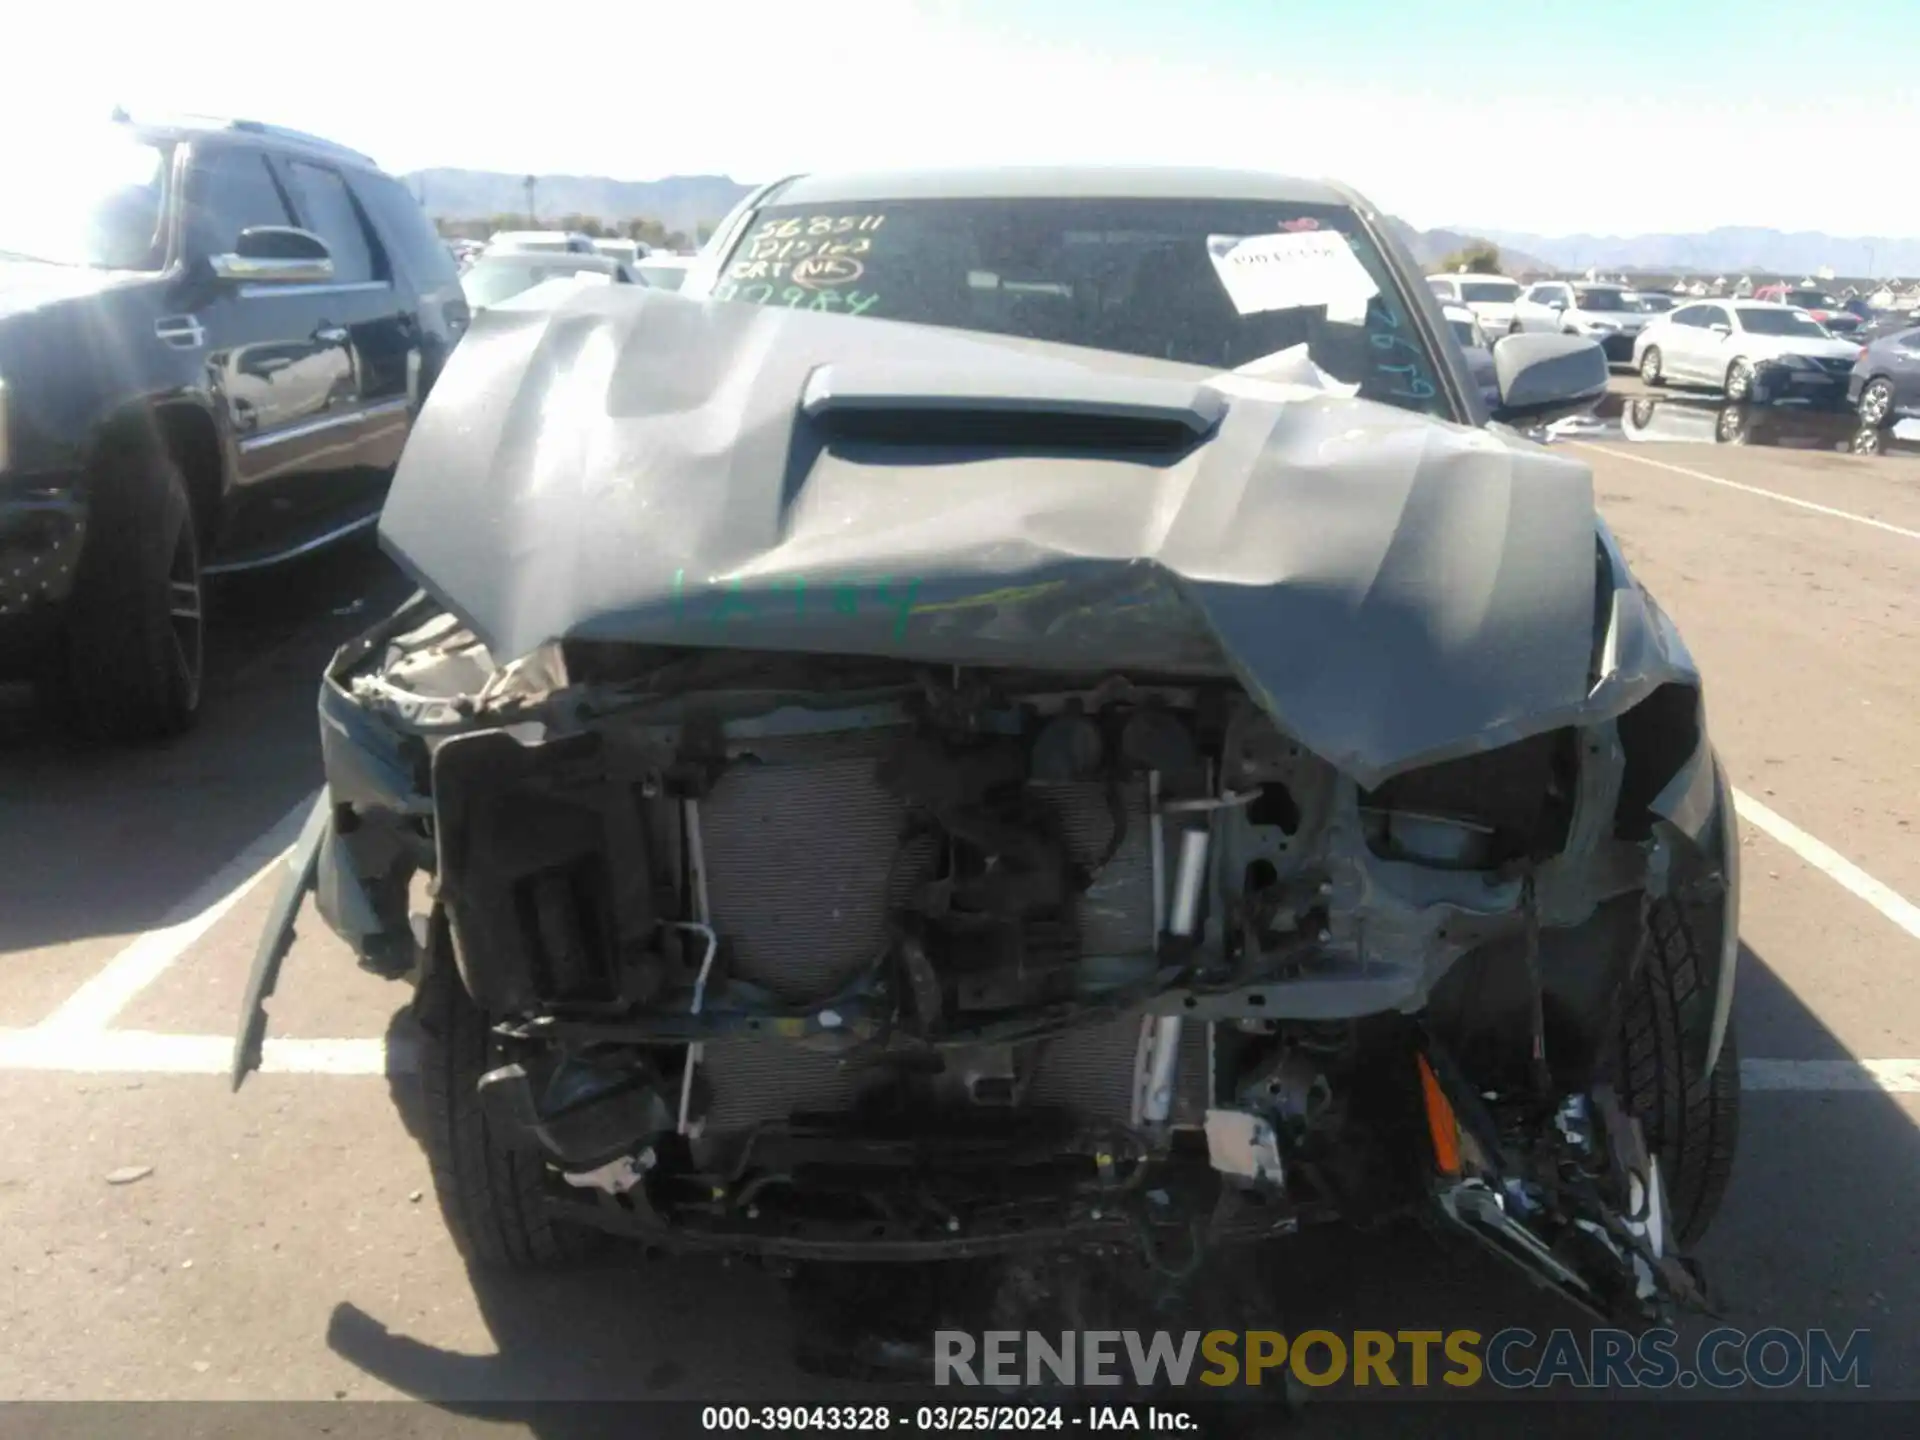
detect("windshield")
(1459, 280), (1520, 303)
(1736, 307), (1830, 338)
(462, 257), (616, 307)
(710, 196), (1454, 419)
(1, 131), (171, 270)
(1573, 286), (1632, 311)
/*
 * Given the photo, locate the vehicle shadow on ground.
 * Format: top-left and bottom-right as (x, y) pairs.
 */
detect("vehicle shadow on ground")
(318, 940), (1920, 1427)
(0, 538), (410, 954)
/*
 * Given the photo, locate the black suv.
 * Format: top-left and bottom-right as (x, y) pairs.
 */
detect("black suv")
(0, 114), (468, 740)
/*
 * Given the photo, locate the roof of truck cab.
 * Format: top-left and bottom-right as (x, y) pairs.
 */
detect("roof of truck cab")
(762, 166), (1363, 209)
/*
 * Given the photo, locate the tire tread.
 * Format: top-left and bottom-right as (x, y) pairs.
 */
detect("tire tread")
(416, 933), (592, 1268)
(1617, 895), (1739, 1245)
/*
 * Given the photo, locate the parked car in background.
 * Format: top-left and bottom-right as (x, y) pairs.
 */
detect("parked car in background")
(1633, 301), (1859, 404)
(1849, 325), (1920, 428)
(635, 254), (694, 291)
(1512, 281), (1649, 362)
(484, 229), (597, 255)
(1440, 301), (1500, 408)
(460, 251), (644, 311)
(1849, 417), (1920, 457)
(1424, 272), (1523, 337)
(1619, 396), (1858, 450)
(1632, 292), (1677, 314)
(591, 237), (651, 266)
(1752, 284), (1863, 337)
(1859, 307), (1920, 342)
(0, 114), (465, 740)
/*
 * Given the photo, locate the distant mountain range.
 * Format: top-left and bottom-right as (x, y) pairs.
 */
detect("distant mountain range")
(404, 169), (754, 236)
(1381, 219), (1552, 276)
(1464, 226), (1920, 279)
(403, 169), (1918, 279)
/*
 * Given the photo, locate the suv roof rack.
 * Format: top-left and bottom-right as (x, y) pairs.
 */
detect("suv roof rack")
(110, 107), (378, 168)
(227, 118), (379, 167)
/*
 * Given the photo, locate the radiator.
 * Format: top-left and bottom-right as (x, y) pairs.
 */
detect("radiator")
(694, 746), (1206, 1132)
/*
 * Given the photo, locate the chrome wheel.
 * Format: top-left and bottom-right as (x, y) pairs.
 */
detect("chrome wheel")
(1724, 359), (1753, 402)
(1639, 347), (1664, 385)
(1859, 378), (1894, 428)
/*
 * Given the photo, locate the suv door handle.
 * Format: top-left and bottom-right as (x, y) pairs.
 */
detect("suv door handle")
(313, 324), (350, 345)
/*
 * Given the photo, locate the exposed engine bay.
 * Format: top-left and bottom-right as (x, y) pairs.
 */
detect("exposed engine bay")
(240, 595), (1737, 1327)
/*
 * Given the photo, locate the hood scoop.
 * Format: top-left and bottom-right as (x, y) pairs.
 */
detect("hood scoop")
(799, 361), (1225, 454)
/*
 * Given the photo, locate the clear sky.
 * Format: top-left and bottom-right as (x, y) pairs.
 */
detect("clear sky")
(6, 0), (1915, 237)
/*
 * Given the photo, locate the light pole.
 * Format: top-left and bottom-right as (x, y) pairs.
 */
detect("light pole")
(524, 175), (538, 228)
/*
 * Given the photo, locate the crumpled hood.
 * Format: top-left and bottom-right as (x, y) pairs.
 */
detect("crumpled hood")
(379, 288), (1690, 786)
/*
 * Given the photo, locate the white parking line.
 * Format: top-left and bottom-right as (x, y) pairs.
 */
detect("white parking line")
(36, 792), (319, 1037)
(1576, 443), (1920, 541)
(1734, 790), (1920, 941)
(1741, 1060), (1920, 1093)
(0, 1029), (413, 1075)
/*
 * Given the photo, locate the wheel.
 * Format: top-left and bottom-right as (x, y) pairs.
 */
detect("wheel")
(1714, 407), (1750, 445)
(57, 439), (205, 742)
(1723, 358), (1756, 403)
(1638, 347), (1666, 386)
(1614, 895), (1740, 1246)
(416, 914), (602, 1268)
(1858, 377), (1896, 429)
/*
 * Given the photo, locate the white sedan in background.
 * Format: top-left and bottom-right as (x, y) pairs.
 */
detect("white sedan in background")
(1511, 281), (1648, 364)
(1425, 272), (1524, 337)
(1632, 300), (1860, 404)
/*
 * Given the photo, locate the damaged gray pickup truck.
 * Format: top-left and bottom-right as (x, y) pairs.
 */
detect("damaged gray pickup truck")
(235, 168), (1740, 1330)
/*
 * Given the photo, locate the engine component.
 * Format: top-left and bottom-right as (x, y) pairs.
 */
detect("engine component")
(1030, 706), (1105, 782)
(1204, 1108), (1285, 1188)
(477, 1054), (675, 1169)
(1137, 824), (1211, 1125)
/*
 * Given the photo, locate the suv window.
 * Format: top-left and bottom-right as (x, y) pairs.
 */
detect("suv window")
(181, 145), (295, 259)
(283, 159), (381, 284)
(350, 170), (459, 290)
(1670, 305), (1707, 327)
(1700, 306), (1731, 329)
(1572, 286), (1632, 312)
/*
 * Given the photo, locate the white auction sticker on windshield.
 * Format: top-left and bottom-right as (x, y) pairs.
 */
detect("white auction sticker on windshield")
(1207, 231), (1379, 321)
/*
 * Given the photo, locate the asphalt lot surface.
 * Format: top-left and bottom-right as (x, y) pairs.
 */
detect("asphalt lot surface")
(1, 377), (1916, 1425)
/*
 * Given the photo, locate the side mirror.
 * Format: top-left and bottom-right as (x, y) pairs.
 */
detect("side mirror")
(1489, 332), (1609, 426)
(210, 226), (335, 284)
(1709, 322), (1732, 336)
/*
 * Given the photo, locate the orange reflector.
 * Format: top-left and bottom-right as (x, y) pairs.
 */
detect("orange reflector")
(1417, 1053), (1462, 1177)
